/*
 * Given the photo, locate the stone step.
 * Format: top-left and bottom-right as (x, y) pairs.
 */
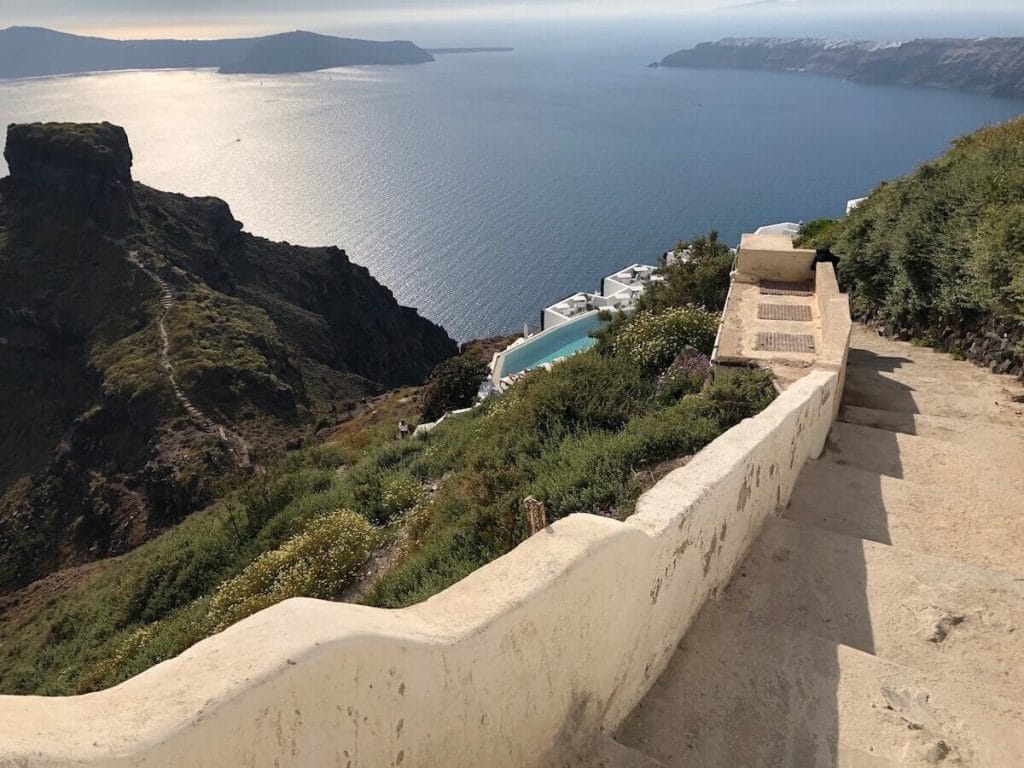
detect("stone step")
(722, 517), (1024, 706)
(844, 334), (1024, 426)
(615, 609), (1024, 767)
(786, 460), (1024, 576)
(839, 403), (1024, 448)
(825, 421), (1024, 497)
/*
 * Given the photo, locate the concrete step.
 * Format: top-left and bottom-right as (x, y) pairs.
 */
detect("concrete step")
(721, 517), (1024, 707)
(844, 334), (1024, 426)
(786, 459), (1024, 576)
(839, 403), (1024, 449)
(790, 456), (1024, 577)
(825, 421), (1024, 497)
(615, 609), (1024, 767)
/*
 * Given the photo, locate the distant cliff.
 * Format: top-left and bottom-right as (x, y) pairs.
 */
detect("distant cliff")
(0, 26), (433, 79)
(658, 37), (1024, 98)
(0, 122), (456, 591)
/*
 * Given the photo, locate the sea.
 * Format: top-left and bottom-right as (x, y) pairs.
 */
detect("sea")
(2, 15), (1023, 341)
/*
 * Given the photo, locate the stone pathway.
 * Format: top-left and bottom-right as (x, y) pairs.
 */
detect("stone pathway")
(615, 324), (1024, 767)
(126, 250), (251, 468)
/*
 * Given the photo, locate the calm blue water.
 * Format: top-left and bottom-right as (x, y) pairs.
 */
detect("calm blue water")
(1, 36), (1022, 341)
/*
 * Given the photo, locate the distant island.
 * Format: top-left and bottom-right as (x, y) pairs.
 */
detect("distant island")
(655, 37), (1024, 98)
(217, 31), (433, 74)
(0, 26), (434, 78)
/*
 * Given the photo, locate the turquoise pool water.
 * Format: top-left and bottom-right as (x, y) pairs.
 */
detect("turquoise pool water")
(530, 336), (597, 368)
(496, 311), (603, 379)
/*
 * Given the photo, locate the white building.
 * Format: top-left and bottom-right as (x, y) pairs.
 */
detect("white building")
(542, 292), (592, 330)
(539, 263), (662, 331)
(601, 263), (659, 297)
(846, 197), (868, 215)
(754, 222), (802, 239)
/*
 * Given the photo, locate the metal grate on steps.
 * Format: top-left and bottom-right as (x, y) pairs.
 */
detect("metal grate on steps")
(757, 303), (813, 321)
(756, 332), (816, 353)
(760, 281), (813, 296)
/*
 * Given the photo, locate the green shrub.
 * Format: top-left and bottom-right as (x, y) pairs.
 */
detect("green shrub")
(795, 218), (839, 249)
(367, 370), (775, 608)
(608, 306), (719, 376)
(515, 351), (653, 438)
(381, 473), (422, 519)
(834, 117), (1024, 329)
(704, 369), (777, 423)
(655, 349), (711, 403)
(206, 509), (380, 632)
(421, 353), (489, 421)
(638, 231), (734, 314)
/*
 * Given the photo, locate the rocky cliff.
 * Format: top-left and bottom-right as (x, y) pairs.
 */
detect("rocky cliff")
(0, 122), (456, 591)
(658, 37), (1024, 98)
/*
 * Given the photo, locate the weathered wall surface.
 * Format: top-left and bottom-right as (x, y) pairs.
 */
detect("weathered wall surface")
(0, 368), (840, 768)
(816, 262), (853, 418)
(733, 234), (817, 283)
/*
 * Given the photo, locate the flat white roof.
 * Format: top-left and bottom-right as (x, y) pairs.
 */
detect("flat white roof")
(754, 222), (801, 237)
(846, 197), (868, 214)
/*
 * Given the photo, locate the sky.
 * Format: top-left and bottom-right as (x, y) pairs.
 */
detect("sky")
(3, 0), (1024, 40)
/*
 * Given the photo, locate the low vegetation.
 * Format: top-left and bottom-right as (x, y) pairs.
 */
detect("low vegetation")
(420, 352), (490, 421)
(0, 232), (776, 696)
(794, 218), (839, 249)
(825, 118), (1024, 334)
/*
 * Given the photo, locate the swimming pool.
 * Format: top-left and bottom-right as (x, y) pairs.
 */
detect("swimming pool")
(492, 311), (603, 383)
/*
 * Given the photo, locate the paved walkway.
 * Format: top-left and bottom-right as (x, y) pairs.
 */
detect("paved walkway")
(615, 325), (1024, 766)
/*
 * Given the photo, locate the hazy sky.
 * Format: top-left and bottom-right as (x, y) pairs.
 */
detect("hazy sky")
(4, 0), (1024, 39)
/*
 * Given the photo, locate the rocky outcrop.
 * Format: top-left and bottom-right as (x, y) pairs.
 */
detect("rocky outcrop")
(659, 37), (1024, 98)
(3, 122), (137, 234)
(0, 122), (456, 592)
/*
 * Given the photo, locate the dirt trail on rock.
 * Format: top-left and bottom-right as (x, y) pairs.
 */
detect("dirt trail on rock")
(126, 250), (252, 468)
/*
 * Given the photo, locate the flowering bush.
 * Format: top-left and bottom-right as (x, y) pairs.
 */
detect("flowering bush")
(655, 347), (711, 403)
(206, 509), (380, 631)
(611, 306), (718, 376)
(382, 474), (422, 519)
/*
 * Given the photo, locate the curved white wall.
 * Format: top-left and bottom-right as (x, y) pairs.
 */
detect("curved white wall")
(0, 367), (840, 768)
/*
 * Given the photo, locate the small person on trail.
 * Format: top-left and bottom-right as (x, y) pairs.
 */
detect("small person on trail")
(398, 419), (411, 440)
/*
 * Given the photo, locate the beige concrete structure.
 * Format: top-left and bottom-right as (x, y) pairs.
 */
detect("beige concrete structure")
(0, 369), (843, 767)
(734, 232), (817, 283)
(714, 233), (848, 389)
(617, 325), (1024, 766)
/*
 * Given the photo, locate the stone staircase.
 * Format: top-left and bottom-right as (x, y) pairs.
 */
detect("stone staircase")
(615, 325), (1024, 767)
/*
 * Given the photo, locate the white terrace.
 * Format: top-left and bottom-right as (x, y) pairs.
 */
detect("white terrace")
(542, 262), (660, 330)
